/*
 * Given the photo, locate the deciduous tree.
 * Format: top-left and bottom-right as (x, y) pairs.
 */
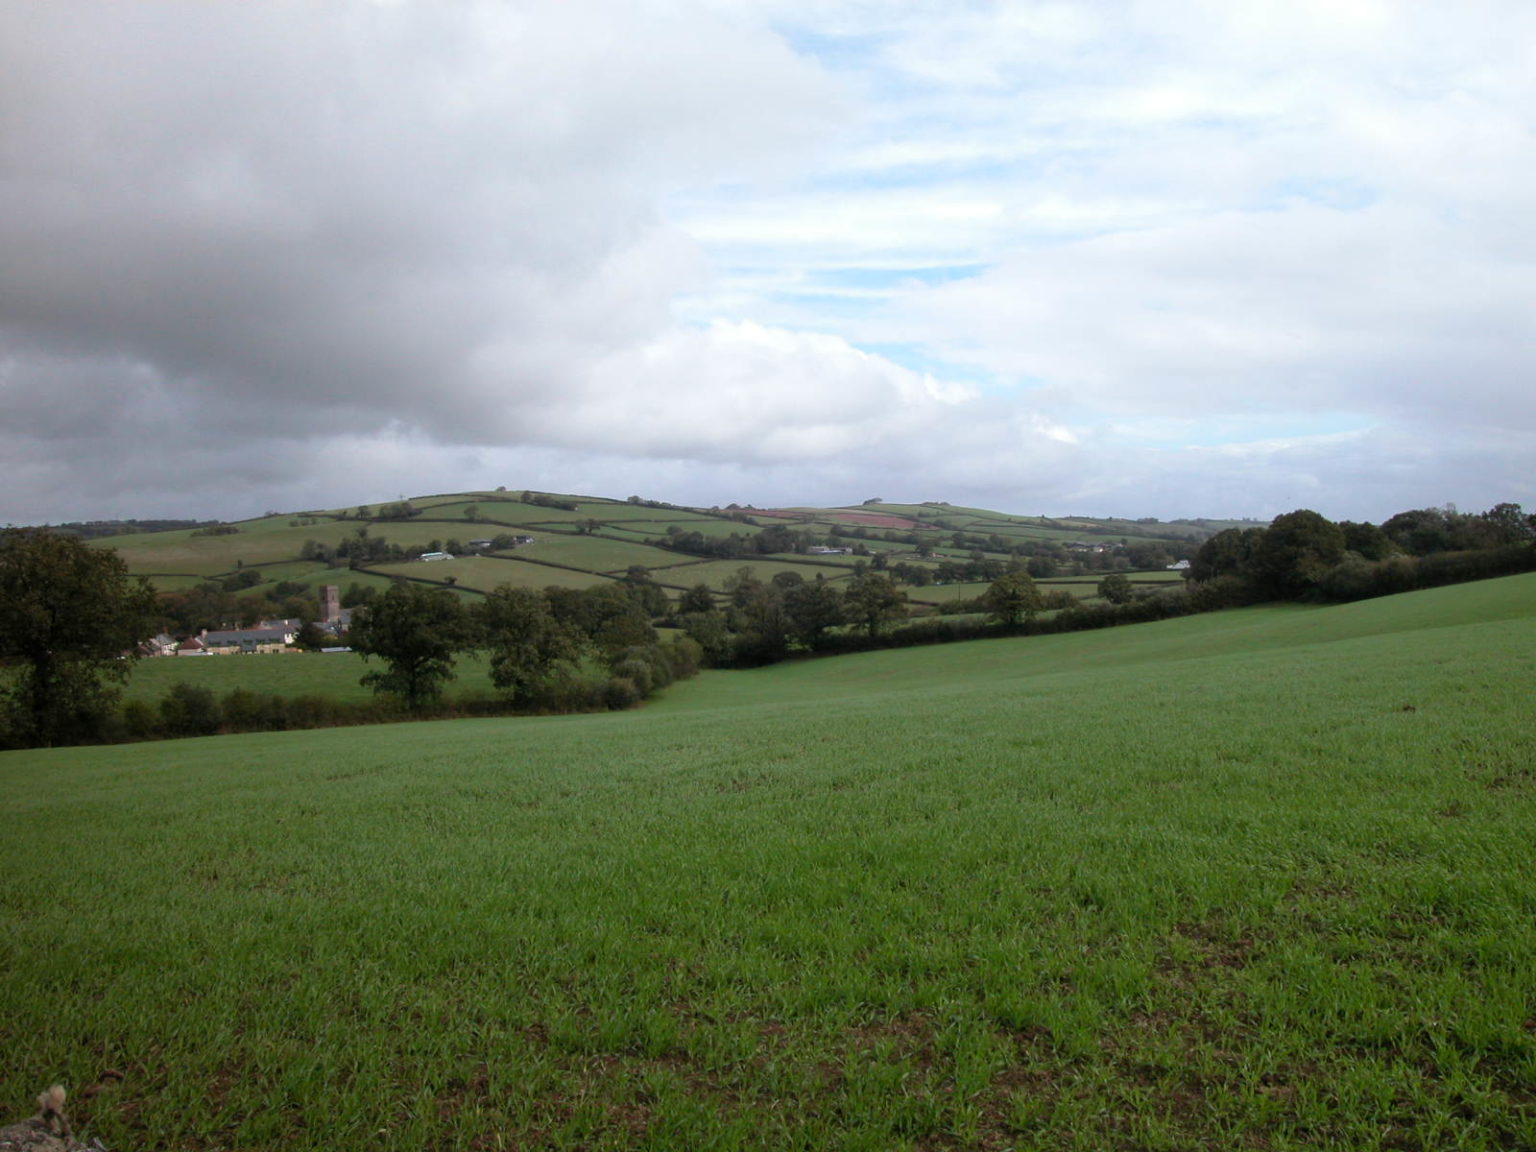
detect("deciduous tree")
(1097, 573), (1134, 604)
(349, 580), (473, 709)
(0, 529), (157, 746)
(1250, 509), (1346, 598)
(783, 578), (845, 650)
(475, 586), (579, 702)
(843, 571), (907, 637)
(981, 569), (1044, 627)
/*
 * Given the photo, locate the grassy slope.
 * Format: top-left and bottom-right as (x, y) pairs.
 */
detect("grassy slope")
(6, 578), (1531, 1150)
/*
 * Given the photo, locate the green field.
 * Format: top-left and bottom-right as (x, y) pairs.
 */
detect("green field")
(120, 651), (499, 706)
(6, 577), (1532, 1150)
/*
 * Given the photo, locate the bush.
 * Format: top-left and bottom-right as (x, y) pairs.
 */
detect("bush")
(603, 676), (643, 710)
(220, 688), (289, 732)
(121, 699), (159, 740)
(663, 636), (703, 681)
(159, 682), (221, 737)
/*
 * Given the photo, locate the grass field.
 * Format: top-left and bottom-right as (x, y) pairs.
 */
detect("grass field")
(120, 651), (495, 706)
(5, 576), (1533, 1150)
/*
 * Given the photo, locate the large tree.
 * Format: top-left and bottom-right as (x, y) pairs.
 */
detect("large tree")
(843, 571), (907, 637)
(1188, 527), (1266, 584)
(475, 586), (580, 702)
(981, 569), (1044, 627)
(0, 529), (157, 747)
(349, 580), (473, 709)
(1250, 509), (1347, 598)
(783, 578), (845, 650)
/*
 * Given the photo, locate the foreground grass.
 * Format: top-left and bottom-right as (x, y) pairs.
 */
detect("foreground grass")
(3, 577), (1535, 1150)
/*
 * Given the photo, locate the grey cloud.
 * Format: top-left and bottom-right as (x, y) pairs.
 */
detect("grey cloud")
(0, 1), (838, 468)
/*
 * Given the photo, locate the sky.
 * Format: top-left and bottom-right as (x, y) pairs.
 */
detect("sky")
(3, 0), (1533, 525)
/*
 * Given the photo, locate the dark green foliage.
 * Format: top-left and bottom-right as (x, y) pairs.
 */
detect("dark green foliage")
(1249, 509), (1347, 597)
(221, 567), (264, 592)
(783, 578), (845, 651)
(731, 585), (791, 665)
(1339, 520), (1394, 561)
(678, 583), (717, 614)
(294, 621), (329, 651)
(476, 586), (580, 702)
(1097, 572), (1134, 604)
(1189, 527), (1265, 583)
(1482, 502), (1535, 543)
(158, 682), (222, 737)
(0, 528), (157, 747)
(620, 568), (670, 617)
(679, 610), (731, 666)
(546, 584), (657, 656)
(349, 581), (474, 709)
(843, 571), (908, 636)
(602, 676), (643, 710)
(610, 644), (675, 697)
(980, 569), (1043, 627)
(1382, 507), (1460, 555)
(341, 582), (378, 609)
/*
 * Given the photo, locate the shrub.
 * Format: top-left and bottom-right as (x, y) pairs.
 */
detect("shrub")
(121, 699), (159, 740)
(159, 682), (222, 737)
(220, 688), (289, 733)
(603, 676), (643, 711)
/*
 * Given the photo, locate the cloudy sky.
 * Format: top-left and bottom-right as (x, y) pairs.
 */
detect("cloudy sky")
(3, 1), (1532, 525)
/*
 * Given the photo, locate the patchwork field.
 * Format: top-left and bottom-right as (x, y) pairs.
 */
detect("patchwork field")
(85, 493), (1207, 607)
(7, 575), (1529, 1150)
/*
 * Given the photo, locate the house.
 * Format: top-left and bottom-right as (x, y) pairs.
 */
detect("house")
(1166, 559), (1191, 571)
(419, 551), (454, 562)
(808, 546), (851, 555)
(197, 625), (299, 654)
(140, 632), (179, 657)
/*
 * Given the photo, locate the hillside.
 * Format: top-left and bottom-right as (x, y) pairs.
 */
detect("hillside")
(86, 490), (1231, 610)
(2, 575), (1533, 1150)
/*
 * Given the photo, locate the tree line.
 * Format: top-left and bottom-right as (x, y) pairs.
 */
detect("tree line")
(5, 500), (1532, 748)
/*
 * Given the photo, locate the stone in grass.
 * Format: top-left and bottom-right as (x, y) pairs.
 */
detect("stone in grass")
(0, 1087), (109, 1152)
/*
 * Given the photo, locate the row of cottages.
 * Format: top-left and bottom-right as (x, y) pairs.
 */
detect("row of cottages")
(177, 620), (302, 655)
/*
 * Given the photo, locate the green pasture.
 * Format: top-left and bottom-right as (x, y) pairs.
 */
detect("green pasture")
(119, 651), (420, 706)
(363, 557), (503, 594)
(904, 580), (991, 605)
(282, 567), (399, 596)
(431, 499), (590, 527)
(637, 517), (773, 540)
(93, 520), (352, 577)
(568, 502), (719, 525)
(660, 558), (857, 590)
(362, 557), (612, 595)
(510, 535), (680, 573)
(4, 575), (1535, 1150)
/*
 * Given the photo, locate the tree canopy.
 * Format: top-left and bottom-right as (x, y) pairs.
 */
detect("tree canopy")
(981, 569), (1044, 627)
(349, 581), (473, 709)
(843, 571), (908, 637)
(475, 586), (580, 701)
(0, 528), (157, 747)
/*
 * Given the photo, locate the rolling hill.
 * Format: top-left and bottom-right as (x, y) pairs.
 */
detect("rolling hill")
(85, 489), (1236, 608)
